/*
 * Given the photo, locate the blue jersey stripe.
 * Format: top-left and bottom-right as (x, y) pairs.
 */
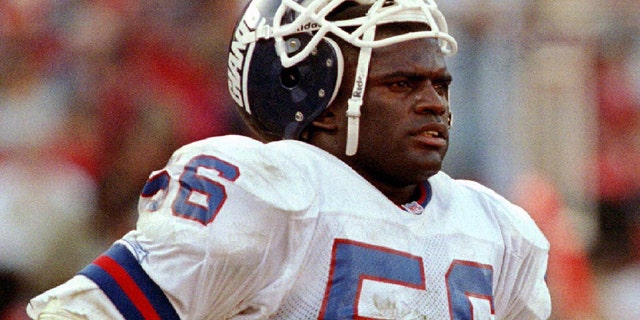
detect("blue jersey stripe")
(79, 244), (180, 320)
(80, 263), (145, 319)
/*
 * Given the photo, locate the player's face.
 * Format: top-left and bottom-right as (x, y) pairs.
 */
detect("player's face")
(348, 37), (452, 187)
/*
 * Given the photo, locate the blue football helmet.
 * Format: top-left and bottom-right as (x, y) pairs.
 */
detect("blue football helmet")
(227, 0), (457, 155)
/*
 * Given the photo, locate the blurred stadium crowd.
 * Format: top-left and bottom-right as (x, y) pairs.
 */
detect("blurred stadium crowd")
(0, 1), (639, 319)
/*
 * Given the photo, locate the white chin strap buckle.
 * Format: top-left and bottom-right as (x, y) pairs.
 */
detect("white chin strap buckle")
(345, 101), (362, 156)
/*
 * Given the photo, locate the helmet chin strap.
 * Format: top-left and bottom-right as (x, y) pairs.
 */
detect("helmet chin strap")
(345, 25), (376, 156)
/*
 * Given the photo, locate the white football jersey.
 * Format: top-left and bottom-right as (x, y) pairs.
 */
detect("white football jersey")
(28, 135), (551, 319)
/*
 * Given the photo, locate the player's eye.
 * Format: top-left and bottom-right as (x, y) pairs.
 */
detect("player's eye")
(431, 78), (451, 96)
(432, 82), (448, 95)
(387, 80), (412, 92)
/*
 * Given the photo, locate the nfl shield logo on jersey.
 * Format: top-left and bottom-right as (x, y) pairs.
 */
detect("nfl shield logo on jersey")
(402, 201), (425, 215)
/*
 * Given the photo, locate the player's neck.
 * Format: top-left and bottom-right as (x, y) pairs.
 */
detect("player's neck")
(368, 179), (422, 206)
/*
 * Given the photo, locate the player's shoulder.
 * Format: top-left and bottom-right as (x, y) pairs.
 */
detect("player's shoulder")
(173, 134), (318, 167)
(173, 134), (342, 178)
(171, 134), (270, 161)
(162, 135), (326, 213)
(430, 171), (511, 208)
(433, 172), (549, 250)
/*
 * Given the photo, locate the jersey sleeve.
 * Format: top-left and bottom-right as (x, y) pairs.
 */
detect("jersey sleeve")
(456, 179), (551, 319)
(28, 135), (316, 319)
(496, 204), (552, 320)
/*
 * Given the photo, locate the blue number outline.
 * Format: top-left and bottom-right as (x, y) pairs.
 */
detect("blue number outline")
(446, 260), (494, 319)
(171, 155), (240, 225)
(140, 171), (171, 212)
(319, 239), (426, 319)
(320, 239), (495, 319)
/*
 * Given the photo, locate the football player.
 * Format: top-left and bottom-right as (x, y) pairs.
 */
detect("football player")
(28, 0), (551, 319)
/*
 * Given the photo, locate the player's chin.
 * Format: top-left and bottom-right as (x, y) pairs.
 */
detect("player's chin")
(412, 149), (446, 175)
(402, 158), (441, 179)
(415, 144), (447, 162)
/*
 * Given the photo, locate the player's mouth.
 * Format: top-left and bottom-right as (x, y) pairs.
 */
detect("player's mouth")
(411, 123), (448, 148)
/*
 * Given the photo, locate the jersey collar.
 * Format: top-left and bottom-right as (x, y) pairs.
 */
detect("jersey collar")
(400, 181), (432, 215)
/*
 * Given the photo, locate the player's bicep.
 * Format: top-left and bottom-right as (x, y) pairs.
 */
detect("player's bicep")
(136, 152), (296, 318)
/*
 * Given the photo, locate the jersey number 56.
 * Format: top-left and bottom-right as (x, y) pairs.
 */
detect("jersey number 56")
(320, 239), (494, 320)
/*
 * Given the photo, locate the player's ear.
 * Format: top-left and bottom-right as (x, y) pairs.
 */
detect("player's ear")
(300, 108), (338, 141)
(310, 108), (339, 131)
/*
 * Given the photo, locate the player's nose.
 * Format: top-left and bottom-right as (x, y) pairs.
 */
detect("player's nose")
(413, 82), (447, 117)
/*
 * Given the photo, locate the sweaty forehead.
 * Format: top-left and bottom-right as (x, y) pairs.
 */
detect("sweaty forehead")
(371, 34), (443, 59)
(371, 22), (442, 58)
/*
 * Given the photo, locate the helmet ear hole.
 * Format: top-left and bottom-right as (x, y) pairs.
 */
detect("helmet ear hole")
(236, 31), (343, 141)
(280, 67), (301, 89)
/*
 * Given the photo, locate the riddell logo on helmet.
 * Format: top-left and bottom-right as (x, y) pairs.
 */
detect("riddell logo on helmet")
(296, 22), (321, 32)
(353, 75), (364, 98)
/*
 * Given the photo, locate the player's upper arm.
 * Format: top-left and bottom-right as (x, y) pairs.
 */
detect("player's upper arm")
(130, 136), (317, 317)
(30, 136), (318, 319)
